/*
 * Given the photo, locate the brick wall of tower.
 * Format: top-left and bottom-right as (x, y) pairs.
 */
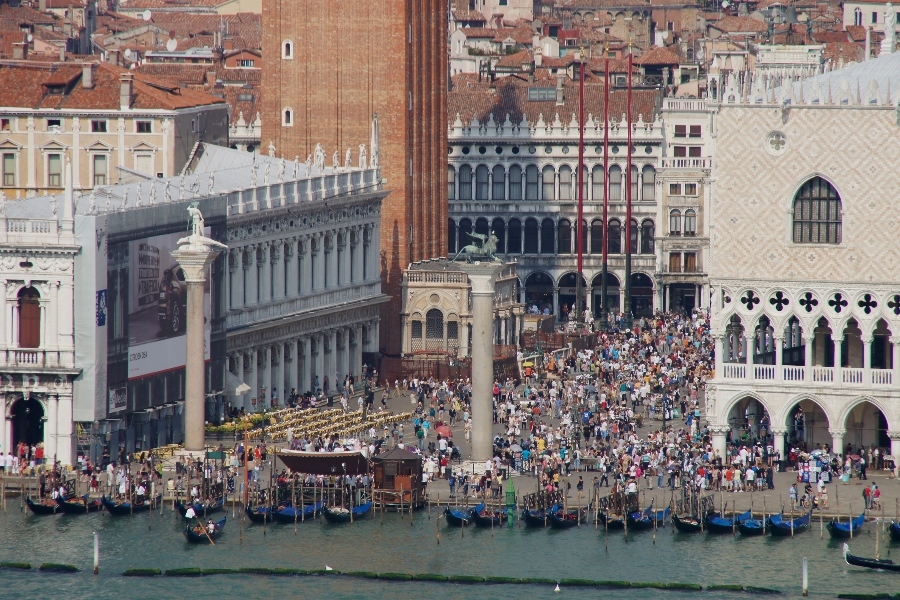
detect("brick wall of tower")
(261, 0), (448, 357)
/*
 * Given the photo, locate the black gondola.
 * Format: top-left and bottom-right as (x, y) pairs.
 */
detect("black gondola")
(271, 502), (322, 523)
(176, 497), (224, 518)
(890, 522), (900, 543)
(767, 512), (811, 536)
(471, 504), (505, 527)
(26, 496), (59, 515)
(548, 507), (584, 529)
(56, 494), (103, 514)
(183, 516), (226, 544)
(843, 543), (900, 572)
(445, 505), (474, 527)
(245, 505), (276, 523)
(737, 518), (766, 536)
(627, 506), (671, 531)
(826, 513), (865, 539)
(322, 501), (373, 524)
(673, 513), (703, 533)
(598, 511), (626, 530)
(521, 504), (558, 528)
(101, 494), (161, 516)
(705, 510), (752, 534)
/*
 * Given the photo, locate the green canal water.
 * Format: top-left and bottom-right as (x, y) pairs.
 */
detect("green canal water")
(0, 504), (897, 599)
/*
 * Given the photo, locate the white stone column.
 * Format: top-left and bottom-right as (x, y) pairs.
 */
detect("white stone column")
(342, 232), (352, 286)
(58, 279), (74, 363)
(286, 239), (297, 298)
(47, 281), (59, 350)
(0, 279), (6, 366)
(862, 335), (873, 385)
(329, 329), (338, 388)
(263, 242), (273, 302)
(0, 396), (7, 454)
(892, 337), (900, 386)
(262, 346), (272, 408)
(747, 333), (756, 380)
(45, 395), (58, 461)
(231, 249), (244, 310)
(353, 325), (363, 377)
(276, 343), (285, 404)
(236, 352), (246, 409)
(710, 427), (727, 459)
(889, 432), (900, 468)
(302, 337), (311, 393)
(271, 243), (282, 301)
(459, 263), (503, 461)
(804, 335), (814, 382)
(833, 336), (844, 383)
(250, 348), (259, 409)
(775, 336), (784, 381)
(770, 428), (787, 462)
(830, 428), (846, 456)
(56, 393), (73, 466)
(314, 335), (325, 391)
(170, 238), (222, 451)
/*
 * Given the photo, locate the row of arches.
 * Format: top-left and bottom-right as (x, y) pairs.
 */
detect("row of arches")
(448, 217), (655, 256)
(448, 163), (656, 202)
(522, 270), (656, 319)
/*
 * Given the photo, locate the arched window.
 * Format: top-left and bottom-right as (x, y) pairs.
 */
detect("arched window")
(458, 165), (472, 200)
(282, 40), (294, 59)
(492, 218), (506, 253)
(629, 218), (638, 254)
(630, 165), (639, 200)
(448, 219), (457, 254)
(475, 217), (489, 238)
(669, 209), (681, 235)
(447, 166), (456, 200)
(854, 7), (862, 25)
(475, 165), (489, 200)
(592, 164), (604, 200)
(282, 108), (293, 126)
(558, 219), (572, 254)
(492, 165), (505, 200)
(684, 209), (697, 236)
(558, 166), (572, 201)
(608, 219), (621, 254)
(508, 165), (522, 200)
(426, 308), (444, 339)
(508, 218), (522, 253)
(523, 218), (539, 253)
(642, 165), (656, 201)
(578, 165), (588, 201)
(458, 218), (472, 249)
(609, 165), (622, 201)
(525, 165), (539, 200)
(540, 218), (555, 254)
(793, 176), (841, 244)
(640, 219), (654, 254)
(17, 287), (40, 348)
(541, 165), (555, 200)
(590, 219), (604, 254)
(578, 219), (588, 254)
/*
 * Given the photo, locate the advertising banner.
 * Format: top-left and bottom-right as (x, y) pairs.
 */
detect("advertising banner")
(108, 386), (127, 413)
(126, 231), (211, 379)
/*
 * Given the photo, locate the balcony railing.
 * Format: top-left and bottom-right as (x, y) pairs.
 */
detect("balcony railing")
(660, 157), (712, 170)
(0, 348), (73, 369)
(715, 364), (894, 387)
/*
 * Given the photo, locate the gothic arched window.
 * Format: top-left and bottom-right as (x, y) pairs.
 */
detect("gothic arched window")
(792, 177), (842, 244)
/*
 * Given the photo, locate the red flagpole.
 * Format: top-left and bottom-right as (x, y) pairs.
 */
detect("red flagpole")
(576, 48), (586, 326)
(623, 45), (634, 329)
(599, 47), (610, 331)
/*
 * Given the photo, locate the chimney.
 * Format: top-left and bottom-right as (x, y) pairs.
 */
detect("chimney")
(865, 26), (871, 61)
(82, 63), (94, 88)
(535, 46), (543, 67)
(109, 48), (120, 66)
(120, 73), (133, 110)
(556, 75), (565, 105)
(59, 45), (66, 62)
(39, 0), (46, 12)
(532, 34), (539, 48)
(13, 42), (26, 60)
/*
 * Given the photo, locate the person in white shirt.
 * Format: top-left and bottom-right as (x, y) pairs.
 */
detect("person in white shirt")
(185, 506), (196, 520)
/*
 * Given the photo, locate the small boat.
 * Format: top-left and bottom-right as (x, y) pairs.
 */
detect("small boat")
(705, 510), (752, 534)
(890, 522), (900, 543)
(445, 505), (475, 527)
(245, 505), (277, 523)
(56, 494), (103, 515)
(183, 516), (226, 544)
(598, 511), (626, 530)
(737, 518), (766, 536)
(548, 507), (584, 529)
(272, 501), (323, 524)
(767, 512), (811, 536)
(843, 543), (900, 572)
(521, 504), (559, 528)
(176, 497), (224, 519)
(826, 514), (866, 539)
(26, 496), (59, 515)
(471, 505), (505, 527)
(628, 506), (671, 531)
(673, 513), (704, 534)
(322, 501), (373, 524)
(101, 494), (161, 516)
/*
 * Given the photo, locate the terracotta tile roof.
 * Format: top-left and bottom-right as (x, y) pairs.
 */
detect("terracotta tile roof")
(812, 30), (848, 43)
(845, 25), (880, 43)
(0, 3), (58, 24)
(45, 0), (86, 8)
(823, 41), (864, 66)
(149, 12), (261, 49)
(95, 12), (149, 34)
(459, 27), (496, 39)
(452, 9), (487, 22)
(709, 15), (768, 34)
(448, 73), (659, 127)
(118, 0), (225, 9)
(0, 61), (225, 111)
(634, 45), (681, 65)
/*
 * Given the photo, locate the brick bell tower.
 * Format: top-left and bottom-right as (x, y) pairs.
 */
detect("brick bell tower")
(261, 0), (449, 357)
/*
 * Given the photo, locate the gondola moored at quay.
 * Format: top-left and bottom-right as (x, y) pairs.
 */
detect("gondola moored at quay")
(26, 496), (59, 515)
(547, 507), (584, 529)
(322, 501), (373, 524)
(444, 505), (474, 527)
(767, 512), (811, 536)
(521, 505), (558, 528)
(176, 498), (224, 519)
(672, 513), (704, 534)
(272, 502), (323, 524)
(705, 510), (752, 534)
(826, 514), (865, 539)
(101, 494), (162, 516)
(56, 494), (103, 515)
(245, 505), (276, 523)
(471, 504), (505, 527)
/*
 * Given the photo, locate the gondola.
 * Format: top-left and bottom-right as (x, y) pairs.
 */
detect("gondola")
(445, 503), (478, 527)
(470, 504), (505, 527)
(56, 494), (103, 514)
(627, 506), (671, 531)
(272, 501), (323, 524)
(767, 512), (811, 536)
(101, 494), (162, 516)
(322, 501), (373, 524)
(705, 510), (752, 534)
(890, 522), (900, 543)
(25, 496), (59, 515)
(672, 513), (704, 534)
(843, 543), (900, 572)
(245, 505), (277, 523)
(737, 518), (766, 536)
(183, 516), (226, 544)
(176, 497), (224, 519)
(547, 507), (584, 529)
(598, 511), (626, 530)
(521, 504), (558, 528)
(826, 513), (865, 539)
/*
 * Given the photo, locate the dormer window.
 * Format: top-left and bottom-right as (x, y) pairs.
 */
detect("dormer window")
(46, 85), (65, 95)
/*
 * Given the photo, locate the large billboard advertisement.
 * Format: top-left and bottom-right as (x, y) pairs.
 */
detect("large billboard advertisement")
(127, 231), (211, 379)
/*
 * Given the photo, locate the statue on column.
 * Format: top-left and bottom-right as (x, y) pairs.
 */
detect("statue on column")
(313, 144), (325, 171)
(883, 4), (896, 54)
(187, 202), (205, 236)
(332, 150), (340, 169)
(344, 148), (352, 168)
(268, 140), (276, 157)
(358, 144), (367, 169)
